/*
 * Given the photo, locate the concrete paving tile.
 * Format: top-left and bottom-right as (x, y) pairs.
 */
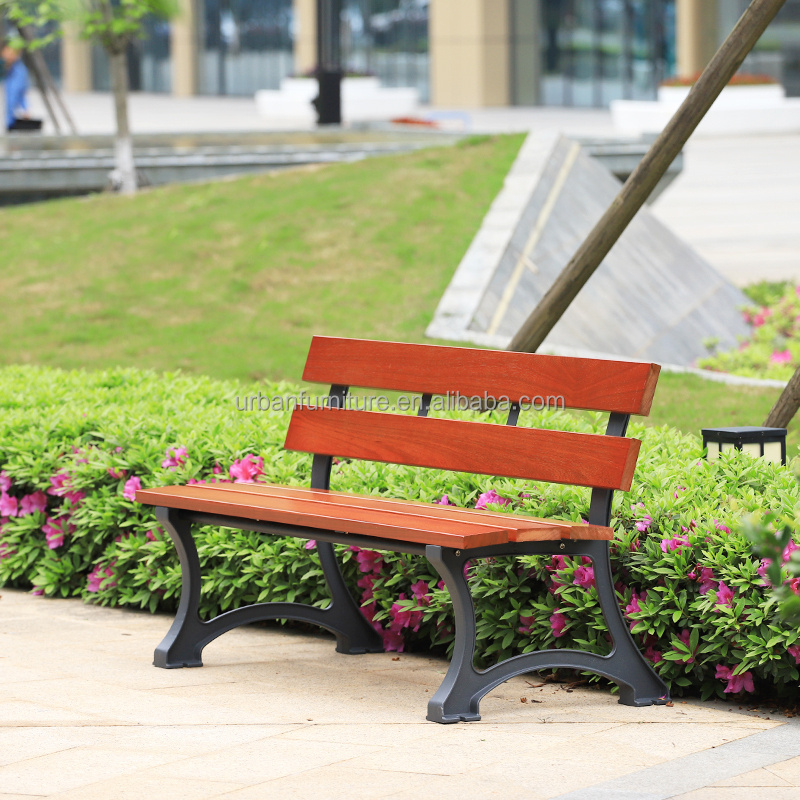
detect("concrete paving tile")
(149, 737), (385, 784)
(766, 755), (800, 786)
(48, 775), (245, 800)
(0, 746), (182, 795)
(577, 721), (778, 761)
(275, 722), (442, 747)
(3, 678), (278, 727)
(713, 767), (793, 787)
(384, 771), (550, 800)
(87, 723), (303, 755)
(218, 765), (437, 800)
(672, 790), (800, 800)
(0, 727), (109, 767)
(0, 700), (115, 728)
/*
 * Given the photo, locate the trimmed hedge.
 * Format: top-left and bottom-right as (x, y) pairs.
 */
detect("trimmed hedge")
(1, 364), (799, 701)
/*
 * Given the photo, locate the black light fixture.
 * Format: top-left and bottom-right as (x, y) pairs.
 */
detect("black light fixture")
(702, 426), (787, 466)
(314, 0), (343, 125)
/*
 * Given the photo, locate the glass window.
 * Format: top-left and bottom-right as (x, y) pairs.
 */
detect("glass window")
(199, 0), (294, 95)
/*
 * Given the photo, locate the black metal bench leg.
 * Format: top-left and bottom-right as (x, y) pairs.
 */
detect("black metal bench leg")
(153, 507), (207, 668)
(317, 541), (385, 655)
(425, 545), (483, 723)
(589, 541), (670, 706)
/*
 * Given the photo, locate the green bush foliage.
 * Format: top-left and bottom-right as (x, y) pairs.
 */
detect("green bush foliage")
(699, 282), (800, 379)
(1, 365), (799, 701)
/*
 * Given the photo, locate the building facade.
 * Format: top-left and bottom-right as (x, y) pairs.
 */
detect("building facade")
(55, 0), (800, 107)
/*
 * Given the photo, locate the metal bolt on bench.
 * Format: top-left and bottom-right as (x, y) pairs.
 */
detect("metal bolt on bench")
(137, 337), (670, 722)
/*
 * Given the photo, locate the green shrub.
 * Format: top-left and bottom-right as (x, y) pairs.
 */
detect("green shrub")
(699, 282), (800, 379)
(1, 365), (799, 701)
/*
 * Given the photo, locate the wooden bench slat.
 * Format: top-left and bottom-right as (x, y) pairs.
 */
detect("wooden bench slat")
(303, 336), (660, 415)
(136, 484), (613, 550)
(137, 485), (509, 548)
(195, 483), (612, 539)
(285, 408), (640, 491)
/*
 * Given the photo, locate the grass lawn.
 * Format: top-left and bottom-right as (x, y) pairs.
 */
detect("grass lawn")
(1, 133), (794, 454)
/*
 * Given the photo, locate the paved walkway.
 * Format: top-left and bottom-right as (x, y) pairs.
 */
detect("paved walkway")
(3, 588), (800, 799)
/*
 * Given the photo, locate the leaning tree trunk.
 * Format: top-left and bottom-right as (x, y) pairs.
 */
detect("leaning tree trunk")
(109, 46), (137, 194)
(765, 366), (800, 428)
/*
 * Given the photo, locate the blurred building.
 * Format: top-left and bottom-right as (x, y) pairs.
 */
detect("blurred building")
(54, 0), (800, 107)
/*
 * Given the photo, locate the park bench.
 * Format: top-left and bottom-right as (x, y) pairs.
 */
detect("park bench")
(136, 336), (670, 722)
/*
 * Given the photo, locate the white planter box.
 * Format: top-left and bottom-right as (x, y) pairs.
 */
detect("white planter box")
(256, 77), (418, 124)
(612, 83), (800, 136)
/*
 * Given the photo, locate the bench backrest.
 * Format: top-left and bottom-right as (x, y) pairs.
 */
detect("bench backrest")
(284, 337), (659, 524)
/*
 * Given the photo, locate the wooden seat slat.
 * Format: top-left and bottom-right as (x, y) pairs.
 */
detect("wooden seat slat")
(285, 407), (640, 491)
(303, 336), (660, 415)
(137, 484), (612, 549)
(183, 482), (612, 539)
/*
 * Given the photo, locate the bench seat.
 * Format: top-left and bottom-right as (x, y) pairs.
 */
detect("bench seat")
(137, 483), (613, 550)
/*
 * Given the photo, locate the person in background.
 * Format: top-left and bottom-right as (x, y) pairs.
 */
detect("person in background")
(2, 42), (30, 132)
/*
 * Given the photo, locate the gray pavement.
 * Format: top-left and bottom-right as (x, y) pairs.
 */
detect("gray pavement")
(3, 588), (800, 799)
(7, 89), (800, 287)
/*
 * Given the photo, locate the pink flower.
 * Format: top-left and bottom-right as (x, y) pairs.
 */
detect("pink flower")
(123, 476), (141, 501)
(0, 493), (18, 518)
(752, 308), (770, 327)
(382, 629), (405, 652)
(19, 491), (48, 516)
(715, 581), (734, 609)
(788, 645), (800, 665)
(790, 577), (800, 596)
(63, 490), (85, 507)
(782, 540), (799, 564)
(625, 591), (647, 631)
(635, 514), (653, 533)
(0, 471), (11, 492)
(349, 546), (383, 574)
(660, 535), (689, 553)
(0, 541), (14, 561)
(229, 455), (264, 483)
(41, 517), (66, 549)
(714, 520), (731, 535)
(518, 614), (535, 634)
(436, 495), (452, 505)
(86, 563), (116, 593)
(696, 566), (715, 595)
(673, 485), (687, 500)
(770, 349), (792, 365)
(107, 468), (127, 480)
(475, 490), (511, 510)
(357, 573), (376, 602)
(644, 645), (662, 664)
(550, 612), (567, 638)
(146, 529), (159, 542)
(715, 664), (755, 694)
(47, 471), (73, 497)
(410, 580), (431, 606)
(389, 593), (423, 633)
(161, 446), (188, 470)
(548, 555), (569, 572)
(212, 462), (223, 474)
(305, 539), (316, 550)
(572, 565), (595, 589)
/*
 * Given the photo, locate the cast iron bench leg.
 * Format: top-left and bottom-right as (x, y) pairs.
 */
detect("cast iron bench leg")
(153, 508), (383, 668)
(425, 543), (669, 723)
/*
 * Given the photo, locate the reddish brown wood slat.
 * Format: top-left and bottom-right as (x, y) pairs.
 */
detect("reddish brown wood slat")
(284, 408), (640, 491)
(137, 483), (613, 546)
(303, 336), (660, 415)
(194, 482), (610, 536)
(137, 485), (505, 548)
